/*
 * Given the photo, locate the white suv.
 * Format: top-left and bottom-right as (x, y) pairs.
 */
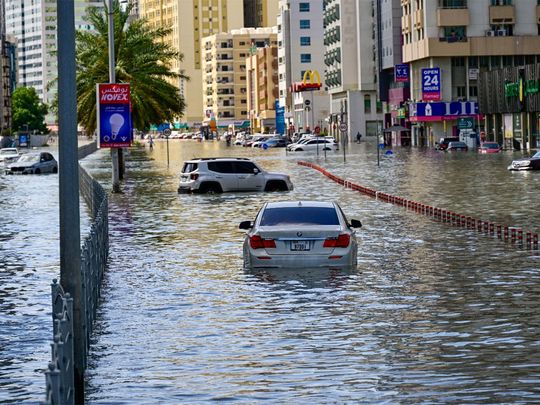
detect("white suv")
(178, 157), (294, 194)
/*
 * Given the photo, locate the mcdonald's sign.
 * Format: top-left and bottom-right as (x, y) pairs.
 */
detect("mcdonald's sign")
(290, 69), (322, 93)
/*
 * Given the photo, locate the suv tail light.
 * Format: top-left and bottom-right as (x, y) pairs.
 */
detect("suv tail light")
(249, 235), (276, 249)
(190, 173), (199, 180)
(323, 234), (350, 248)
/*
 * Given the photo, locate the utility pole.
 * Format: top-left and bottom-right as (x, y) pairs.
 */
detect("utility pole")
(108, 0), (121, 193)
(57, 0), (84, 402)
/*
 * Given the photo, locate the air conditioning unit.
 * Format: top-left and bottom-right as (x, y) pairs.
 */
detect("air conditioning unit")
(497, 29), (507, 36)
(486, 30), (496, 37)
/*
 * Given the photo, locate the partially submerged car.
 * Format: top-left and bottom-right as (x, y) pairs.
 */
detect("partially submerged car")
(5, 152), (58, 174)
(0, 147), (21, 164)
(239, 200), (361, 269)
(479, 142), (502, 154)
(508, 151), (540, 171)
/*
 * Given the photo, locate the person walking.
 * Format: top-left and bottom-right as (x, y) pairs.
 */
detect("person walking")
(356, 132), (362, 143)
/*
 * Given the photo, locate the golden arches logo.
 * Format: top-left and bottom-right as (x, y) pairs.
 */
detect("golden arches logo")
(302, 70), (322, 87)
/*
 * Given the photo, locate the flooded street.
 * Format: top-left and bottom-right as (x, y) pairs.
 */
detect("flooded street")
(2, 140), (540, 402)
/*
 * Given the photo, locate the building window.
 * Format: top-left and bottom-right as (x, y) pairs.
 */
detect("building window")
(469, 86), (478, 97)
(299, 2), (310, 12)
(300, 36), (311, 46)
(491, 0), (511, 4)
(457, 86), (466, 98)
(364, 95), (371, 114)
(300, 54), (311, 63)
(300, 19), (310, 29)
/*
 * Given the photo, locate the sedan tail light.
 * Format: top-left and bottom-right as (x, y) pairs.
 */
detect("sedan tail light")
(323, 234), (350, 248)
(190, 173), (199, 180)
(249, 235), (276, 249)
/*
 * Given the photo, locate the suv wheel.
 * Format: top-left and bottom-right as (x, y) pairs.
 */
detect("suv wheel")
(199, 182), (223, 194)
(265, 180), (287, 192)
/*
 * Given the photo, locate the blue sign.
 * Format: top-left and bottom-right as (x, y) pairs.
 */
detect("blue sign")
(97, 83), (132, 148)
(395, 64), (409, 82)
(275, 100), (285, 135)
(410, 101), (479, 122)
(421, 68), (441, 101)
(18, 134), (28, 147)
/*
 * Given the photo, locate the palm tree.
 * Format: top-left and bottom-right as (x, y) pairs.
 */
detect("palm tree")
(76, 0), (188, 135)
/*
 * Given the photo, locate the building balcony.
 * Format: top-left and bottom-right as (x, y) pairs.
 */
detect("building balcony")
(402, 35), (540, 62)
(489, 4), (515, 24)
(437, 7), (469, 26)
(414, 9), (424, 29)
(536, 5), (540, 23)
(401, 15), (411, 34)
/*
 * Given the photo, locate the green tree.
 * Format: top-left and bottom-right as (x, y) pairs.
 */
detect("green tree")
(76, 1), (187, 135)
(11, 87), (49, 133)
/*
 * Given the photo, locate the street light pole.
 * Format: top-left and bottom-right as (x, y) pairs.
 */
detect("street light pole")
(108, 0), (121, 193)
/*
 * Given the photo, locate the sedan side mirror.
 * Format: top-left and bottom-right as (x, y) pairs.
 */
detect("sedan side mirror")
(349, 219), (362, 228)
(253, 168), (260, 175)
(239, 220), (253, 230)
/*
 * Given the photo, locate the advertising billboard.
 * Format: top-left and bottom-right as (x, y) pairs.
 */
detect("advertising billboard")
(97, 83), (132, 148)
(395, 64), (409, 82)
(421, 68), (441, 101)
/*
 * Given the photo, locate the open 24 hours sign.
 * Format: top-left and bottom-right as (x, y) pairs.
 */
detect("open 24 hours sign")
(421, 68), (441, 101)
(96, 83), (132, 148)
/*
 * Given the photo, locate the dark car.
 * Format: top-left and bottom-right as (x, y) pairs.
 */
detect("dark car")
(435, 137), (460, 151)
(5, 152), (58, 174)
(446, 141), (468, 151)
(508, 151), (540, 171)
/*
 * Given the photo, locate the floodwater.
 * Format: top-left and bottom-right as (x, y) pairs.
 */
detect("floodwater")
(2, 139), (540, 403)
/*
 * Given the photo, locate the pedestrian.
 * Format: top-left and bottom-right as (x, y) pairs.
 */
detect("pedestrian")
(148, 134), (154, 150)
(356, 132), (362, 143)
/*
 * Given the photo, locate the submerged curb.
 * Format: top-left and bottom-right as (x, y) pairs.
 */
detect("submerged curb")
(298, 160), (539, 250)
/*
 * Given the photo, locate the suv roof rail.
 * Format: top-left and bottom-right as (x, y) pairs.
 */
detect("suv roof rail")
(190, 157), (251, 161)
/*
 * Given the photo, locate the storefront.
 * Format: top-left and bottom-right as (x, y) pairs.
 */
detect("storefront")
(408, 101), (483, 148)
(478, 63), (540, 150)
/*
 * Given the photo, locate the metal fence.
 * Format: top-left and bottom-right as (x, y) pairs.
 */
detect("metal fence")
(44, 142), (108, 404)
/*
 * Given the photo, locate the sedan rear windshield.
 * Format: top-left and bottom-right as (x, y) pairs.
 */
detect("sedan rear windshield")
(260, 207), (340, 226)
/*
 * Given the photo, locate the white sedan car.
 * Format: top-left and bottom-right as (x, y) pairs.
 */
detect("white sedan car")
(240, 201), (361, 269)
(0, 147), (21, 164)
(287, 137), (338, 152)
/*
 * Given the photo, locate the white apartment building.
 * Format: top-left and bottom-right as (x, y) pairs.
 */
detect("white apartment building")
(277, 0), (328, 134)
(4, 0), (104, 125)
(324, 0), (382, 140)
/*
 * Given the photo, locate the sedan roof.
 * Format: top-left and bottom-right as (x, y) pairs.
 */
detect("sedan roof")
(265, 201), (335, 209)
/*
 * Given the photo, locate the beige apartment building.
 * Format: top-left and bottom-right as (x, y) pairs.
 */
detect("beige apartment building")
(246, 45), (279, 132)
(401, 0), (540, 147)
(202, 27), (277, 128)
(139, 0), (244, 127)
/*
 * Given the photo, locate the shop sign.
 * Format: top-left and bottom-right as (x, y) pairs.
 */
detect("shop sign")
(96, 83), (132, 148)
(505, 79), (539, 97)
(513, 113), (522, 131)
(397, 108), (406, 119)
(409, 101), (478, 122)
(421, 68), (441, 101)
(395, 64), (409, 82)
(468, 68), (479, 80)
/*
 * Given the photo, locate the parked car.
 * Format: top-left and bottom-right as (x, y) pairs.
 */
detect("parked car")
(435, 137), (460, 151)
(239, 200), (362, 269)
(5, 152), (58, 174)
(177, 157), (294, 193)
(260, 138), (288, 148)
(0, 147), (21, 164)
(251, 135), (275, 148)
(288, 137), (338, 152)
(507, 151), (540, 171)
(446, 141), (468, 151)
(479, 142), (502, 154)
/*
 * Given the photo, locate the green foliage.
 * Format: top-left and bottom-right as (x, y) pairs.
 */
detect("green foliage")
(76, 0), (188, 134)
(11, 87), (49, 133)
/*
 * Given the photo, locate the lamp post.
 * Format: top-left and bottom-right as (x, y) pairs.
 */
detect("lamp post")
(108, 0), (121, 193)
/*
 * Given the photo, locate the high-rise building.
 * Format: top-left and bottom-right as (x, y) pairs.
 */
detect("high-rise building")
(374, 0), (410, 146)
(4, 0), (105, 125)
(324, 0), (382, 141)
(401, 0), (540, 148)
(1, 0), (11, 134)
(278, 0), (328, 135)
(244, 0), (280, 27)
(139, 0), (244, 127)
(246, 45), (279, 132)
(202, 27), (277, 127)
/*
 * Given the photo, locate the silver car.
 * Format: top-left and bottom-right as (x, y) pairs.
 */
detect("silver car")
(5, 152), (58, 174)
(240, 201), (361, 269)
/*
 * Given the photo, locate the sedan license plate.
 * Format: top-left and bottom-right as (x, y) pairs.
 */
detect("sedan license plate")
(291, 240), (310, 251)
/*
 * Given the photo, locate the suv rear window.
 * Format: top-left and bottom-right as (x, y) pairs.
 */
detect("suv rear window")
(208, 161), (235, 173)
(260, 207), (340, 226)
(182, 162), (198, 173)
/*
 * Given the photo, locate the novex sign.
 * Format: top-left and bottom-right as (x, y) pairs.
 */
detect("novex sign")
(409, 101), (479, 122)
(97, 83), (132, 148)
